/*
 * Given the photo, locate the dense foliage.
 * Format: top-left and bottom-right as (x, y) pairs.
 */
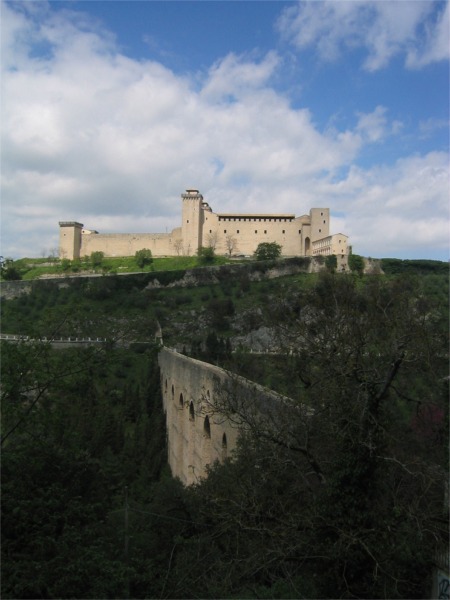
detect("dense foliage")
(1, 260), (448, 598)
(1, 342), (174, 598)
(134, 248), (153, 268)
(197, 246), (216, 264)
(194, 272), (448, 599)
(348, 252), (365, 275)
(0, 258), (22, 280)
(254, 241), (282, 260)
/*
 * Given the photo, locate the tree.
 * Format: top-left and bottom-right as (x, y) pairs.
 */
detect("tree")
(254, 242), (282, 261)
(196, 273), (448, 599)
(173, 239), (183, 256)
(206, 231), (219, 251)
(1, 341), (169, 599)
(325, 253), (337, 272)
(197, 246), (215, 265)
(348, 252), (365, 275)
(1, 258), (22, 280)
(90, 251), (105, 268)
(225, 234), (238, 256)
(60, 258), (71, 272)
(134, 248), (153, 269)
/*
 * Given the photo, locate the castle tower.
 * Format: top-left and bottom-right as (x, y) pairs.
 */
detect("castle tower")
(309, 208), (330, 242)
(59, 221), (83, 260)
(181, 189), (204, 255)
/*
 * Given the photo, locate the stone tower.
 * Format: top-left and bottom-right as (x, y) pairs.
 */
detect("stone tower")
(309, 208), (330, 243)
(59, 221), (83, 260)
(181, 189), (204, 256)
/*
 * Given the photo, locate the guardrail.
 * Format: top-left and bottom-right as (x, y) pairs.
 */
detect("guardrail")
(0, 334), (107, 344)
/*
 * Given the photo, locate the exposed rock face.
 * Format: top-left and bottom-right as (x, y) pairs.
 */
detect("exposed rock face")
(0, 280), (33, 300)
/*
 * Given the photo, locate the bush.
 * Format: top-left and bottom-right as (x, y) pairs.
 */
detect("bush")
(325, 254), (337, 273)
(90, 251), (105, 268)
(1, 259), (22, 280)
(254, 242), (282, 261)
(348, 253), (365, 276)
(197, 246), (215, 265)
(135, 249), (153, 269)
(61, 258), (71, 272)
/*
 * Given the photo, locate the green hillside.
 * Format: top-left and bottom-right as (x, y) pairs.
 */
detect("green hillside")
(1, 259), (448, 599)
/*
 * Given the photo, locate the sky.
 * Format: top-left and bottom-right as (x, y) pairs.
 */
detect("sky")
(1, 0), (449, 261)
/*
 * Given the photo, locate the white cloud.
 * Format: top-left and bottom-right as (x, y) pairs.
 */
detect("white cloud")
(200, 51), (280, 101)
(276, 0), (449, 71)
(406, 1), (450, 68)
(1, 2), (448, 261)
(322, 152), (449, 258)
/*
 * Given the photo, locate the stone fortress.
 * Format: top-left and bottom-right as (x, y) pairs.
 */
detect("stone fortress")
(59, 189), (349, 260)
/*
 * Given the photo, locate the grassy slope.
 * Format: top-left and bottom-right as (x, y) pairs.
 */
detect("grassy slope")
(9, 255), (231, 280)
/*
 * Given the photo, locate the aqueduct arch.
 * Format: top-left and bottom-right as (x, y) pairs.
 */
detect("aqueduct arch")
(158, 346), (299, 485)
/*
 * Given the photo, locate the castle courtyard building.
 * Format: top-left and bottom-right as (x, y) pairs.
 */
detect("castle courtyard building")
(59, 189), (348, 261)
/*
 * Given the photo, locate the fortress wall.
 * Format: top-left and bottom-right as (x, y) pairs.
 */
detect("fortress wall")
(201, 213), (308, 256)
(80, 229), (182, 258)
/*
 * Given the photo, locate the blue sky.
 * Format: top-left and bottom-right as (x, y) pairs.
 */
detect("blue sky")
(1, 0), (449, 260)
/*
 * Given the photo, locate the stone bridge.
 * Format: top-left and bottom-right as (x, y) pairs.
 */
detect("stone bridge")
(2, 331), (293, 486)
(158, 346), (294, 486)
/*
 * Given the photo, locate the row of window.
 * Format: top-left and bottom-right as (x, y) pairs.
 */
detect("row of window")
(165, 381), (227, 451)
(211, 229), (319, 236)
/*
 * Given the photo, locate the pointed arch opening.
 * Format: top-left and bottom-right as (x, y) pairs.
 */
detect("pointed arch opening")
(222, 432), (228, 462)
(202, 415), (212, 474)
(203, 415), (211, 439)
(188, 401), (196, 483)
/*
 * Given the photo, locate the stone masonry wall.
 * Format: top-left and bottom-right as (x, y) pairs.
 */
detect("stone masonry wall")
(158, 346), (295, 486)
(80, 229), (182, 258)
(158, 347), (240, 485)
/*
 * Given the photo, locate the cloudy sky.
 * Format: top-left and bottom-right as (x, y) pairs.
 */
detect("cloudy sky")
(1, 0), (449, 260)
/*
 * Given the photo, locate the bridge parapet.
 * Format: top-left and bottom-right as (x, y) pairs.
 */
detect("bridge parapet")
(0, 333), (107, 346)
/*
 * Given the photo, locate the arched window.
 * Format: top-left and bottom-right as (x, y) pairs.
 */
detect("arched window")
(203, 415), (211, 439)
(202, 416), (212, 473)
(222, 432), (228, 462)
(187, 401), (196, 484)
(179, 393), (184, 408)
(305, 237), (311, 256)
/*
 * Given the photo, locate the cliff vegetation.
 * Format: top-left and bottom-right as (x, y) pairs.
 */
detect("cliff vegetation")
(1, 258), (448, 599)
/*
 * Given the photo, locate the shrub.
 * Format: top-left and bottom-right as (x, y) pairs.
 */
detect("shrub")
(348, 253), (365, 276)
(254, 242), (282, 261)
(90, 251), (105, 268)
(325, 254), (337, 273)
(135, 249), (153, 269)
(1, 258), (22, 280)
(197, 246), (215, 265)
